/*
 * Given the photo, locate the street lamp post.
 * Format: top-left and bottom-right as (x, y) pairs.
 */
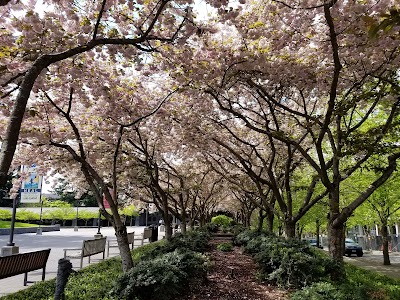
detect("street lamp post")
(1, 197), (20, 256)
(145, 204), (149, 227)
(94, 210), (103, 239)
(7, 197), (17, 246)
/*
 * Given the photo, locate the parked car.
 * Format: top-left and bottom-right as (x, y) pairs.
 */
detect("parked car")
(304, 238), (323, 249)
(344, 238), (363, 257)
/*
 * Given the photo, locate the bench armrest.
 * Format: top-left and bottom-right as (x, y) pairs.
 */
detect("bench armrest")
(63, 248), (82, 258)
(63, 248), (82, 252)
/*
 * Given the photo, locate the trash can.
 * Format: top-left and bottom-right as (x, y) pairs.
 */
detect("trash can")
(149, 225), (158, 242)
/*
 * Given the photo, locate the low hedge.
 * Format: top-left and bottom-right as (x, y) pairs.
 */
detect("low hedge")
(235, 230), (336, 288)
(234, 230), (400, 300)
(111, 249), (208, 300)
(140, 230), (211, 260)
(0, 231), (208, 300)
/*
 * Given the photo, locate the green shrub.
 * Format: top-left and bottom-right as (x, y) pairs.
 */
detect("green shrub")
(230, 224), (246, 236)
(233, 229), (271, 246)
(199, 222), (219, 233)
(0, 209), (12, 220)
(217, 242), (233, 252)
(211, 215), (233, 227)
(243, 235), (278, 255)
(142, 230), (211, 259)
(64, 257), (122, 300)
(131, 240), (167, 263)
(290, 282), (348, 300)
(111, 249), (208, 300)
(267, 248), (333, 288)
(241, 234), (335, 288)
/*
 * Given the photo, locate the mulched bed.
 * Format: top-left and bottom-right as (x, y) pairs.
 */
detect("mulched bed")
(181, 239), (288, 300)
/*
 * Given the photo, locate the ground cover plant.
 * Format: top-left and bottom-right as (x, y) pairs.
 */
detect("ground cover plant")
(216, 242), (233, 252)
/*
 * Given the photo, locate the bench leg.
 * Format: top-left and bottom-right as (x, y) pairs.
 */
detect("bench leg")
(80, 257), (83, 269)
(42, 267), (46, 281)
(107, 245), (110, 258)
(24, 272), (28, 286)
(102, 250), (105, 260)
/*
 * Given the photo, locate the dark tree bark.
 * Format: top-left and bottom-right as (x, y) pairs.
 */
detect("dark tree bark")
(381, 222), (391, 265)
(257, 210), (265, 232)
(316, 219), (321, 248)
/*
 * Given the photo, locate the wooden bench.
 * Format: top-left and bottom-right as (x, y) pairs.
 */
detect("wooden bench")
(0, 249), (51, 286)
(63, 237), (106, 269)
(107, 232), (135, 257)
(133, 228), (152, 247)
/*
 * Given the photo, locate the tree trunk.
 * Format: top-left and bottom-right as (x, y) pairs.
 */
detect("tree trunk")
(278, 224), (283, 236)
(285, 220), (296, 238)
(180, 218), (187, 234)
(162, 211), (173, 240)
(115, 223), (133, 272)
(381, 223), (391, 265)
(257, 210), (265, 232)
(199, 215), (207, 227)
(266, 209), (274, 233)
(316, 219), (321, 248)
(165, 220), (173, 239)
(328, 223), (345, 281)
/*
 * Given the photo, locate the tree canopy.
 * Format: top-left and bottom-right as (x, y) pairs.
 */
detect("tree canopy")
(1, 0), (400, 276)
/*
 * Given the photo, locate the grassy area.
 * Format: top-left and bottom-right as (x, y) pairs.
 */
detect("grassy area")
(0, 220), (39, 228)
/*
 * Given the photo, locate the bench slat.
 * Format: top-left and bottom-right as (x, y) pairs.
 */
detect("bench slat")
(64, 237), (106, 269)
(0, 249), (51, 282)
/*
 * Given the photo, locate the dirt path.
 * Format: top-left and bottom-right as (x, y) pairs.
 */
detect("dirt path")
(181, 239), (288, 300)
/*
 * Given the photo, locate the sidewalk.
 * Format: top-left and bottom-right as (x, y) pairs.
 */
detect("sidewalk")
(0, 226), (163, 297)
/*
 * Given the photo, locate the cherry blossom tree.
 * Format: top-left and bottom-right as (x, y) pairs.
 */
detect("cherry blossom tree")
(0, 0), (202, 188)
(162, 0), (400, 278)
(11, 54), (180, 271)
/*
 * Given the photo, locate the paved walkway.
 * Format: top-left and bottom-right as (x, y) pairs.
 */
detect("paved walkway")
(0, 226), (163, 297)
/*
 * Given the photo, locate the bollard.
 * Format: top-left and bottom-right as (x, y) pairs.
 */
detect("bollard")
(54, 258), (74, 300)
